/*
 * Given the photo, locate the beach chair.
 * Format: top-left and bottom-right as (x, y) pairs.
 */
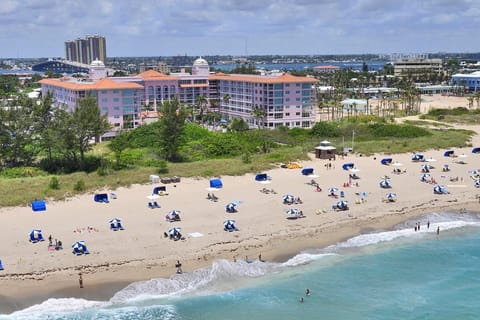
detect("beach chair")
(211, 193), (219, 202)
(148, 202), (155, 209)
(153, 201), (160, 208)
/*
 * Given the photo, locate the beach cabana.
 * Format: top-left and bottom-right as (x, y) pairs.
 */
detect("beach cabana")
(168, 227), (182, 241)
(255, 173), (268, 182)
(472, 147), (480, 154)
(226, 202), (238, 213)
(333, 200), (349, 211)
(342, 163), (355, 171)
(411, 153), (425, 162)
(224, 219), (238, 232)
(444, 150), (455, 157)
(72, 241), (89, 255)
(379, 179), (391, 188)
(314, 140), (336, 159)
(94, 193), (109, 203)
(152, 186), (167, 194)
(301, 168), (314, 176)
(109, 218), (124, 231)
(209, 178), (223, 190)
(29, 229), (45, 243)
(433, 185), (449, 195)
(381, 158), (393, 165)
(31, 200), (46, 212)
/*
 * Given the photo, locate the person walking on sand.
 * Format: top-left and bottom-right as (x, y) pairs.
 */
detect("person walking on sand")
(78, 273), (84, 288)
(175, 260), (183, 274)
(437, 226), (440, 235)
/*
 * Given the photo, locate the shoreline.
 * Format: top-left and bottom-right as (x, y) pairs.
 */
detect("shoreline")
(1, 200), (476, 314)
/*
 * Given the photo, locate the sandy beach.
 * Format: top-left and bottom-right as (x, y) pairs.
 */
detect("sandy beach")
(1, 95), (479, 313)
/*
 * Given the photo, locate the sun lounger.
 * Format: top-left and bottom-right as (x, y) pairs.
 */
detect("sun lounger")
(153, 201), (160, 208)
(148, 202), (155, 209)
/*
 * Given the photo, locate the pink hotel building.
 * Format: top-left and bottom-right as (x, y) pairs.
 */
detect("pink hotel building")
(40, 58), (317, 134)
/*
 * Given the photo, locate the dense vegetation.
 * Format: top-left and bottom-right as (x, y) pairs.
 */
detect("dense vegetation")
(420, 107), (480, 124)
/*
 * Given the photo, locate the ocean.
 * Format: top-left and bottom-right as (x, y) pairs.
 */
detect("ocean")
(211, 61), (388, 72)
(2, 210), (480, 320)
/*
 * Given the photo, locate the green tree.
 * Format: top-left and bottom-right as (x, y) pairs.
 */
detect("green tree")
(108, 130), (131, 169)
(157, 98), (187, 162)
(229, 117), (249, 132)
(67, 94), (111, 164)
(194, 95), (208, 123)
(251, 107), (266, 129)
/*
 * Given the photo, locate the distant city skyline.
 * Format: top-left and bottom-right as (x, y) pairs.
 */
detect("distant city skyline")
(0, 0), (479, 59)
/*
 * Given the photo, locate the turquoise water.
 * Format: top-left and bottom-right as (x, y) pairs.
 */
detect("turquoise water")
(3, 211), (480, 320)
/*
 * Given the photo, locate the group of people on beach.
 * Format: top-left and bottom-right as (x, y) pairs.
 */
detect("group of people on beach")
(48, 235), (63, 251)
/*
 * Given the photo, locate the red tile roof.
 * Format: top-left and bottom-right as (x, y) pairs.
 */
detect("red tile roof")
(39, 77), (144, 90)
(208, 72), (317, 84)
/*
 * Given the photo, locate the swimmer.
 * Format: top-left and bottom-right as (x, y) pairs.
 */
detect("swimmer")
(299, 297), (304, 303)
(306, 288), (311, 296)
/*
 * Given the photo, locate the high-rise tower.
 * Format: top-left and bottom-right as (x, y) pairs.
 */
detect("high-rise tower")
(64, 35), (106, 64)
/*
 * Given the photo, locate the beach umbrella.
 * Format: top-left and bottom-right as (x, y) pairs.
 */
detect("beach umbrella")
(381, 158), (393, 165)
(169, 210), (181, 217)
(109, 218), (122, 224)
(168, 227), (182, 236)
(421, 164), (432, 170)
(109, 218), (123, 230)
(336, 200), (348, 210)
(472, 147), (480, 154)
(433, 185), (449, 194)
(420, 173), (431, 182)
(29, 229), (44, 243)
(379, 179), (391, 188)
(224, 219), (237, 231)
(444, 150), (455, 157)
(226, 202), (238, 212)
(282, 194), (295, 203)
(328, 187), (339, 194)
(386, 192), (397, 200)
(286, 208), (299, 215)
(71, 240), (89, 255)
(474, 179), (480, 188)
(471, 169), (480, 176)
(412, 153), (424, 162)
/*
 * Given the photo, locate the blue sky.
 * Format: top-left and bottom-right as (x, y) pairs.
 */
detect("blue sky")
(0, 0), (478, 58)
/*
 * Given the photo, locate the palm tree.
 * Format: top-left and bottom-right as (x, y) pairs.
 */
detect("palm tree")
(194, 95), (208, 123)
(251, 107), (266, 129)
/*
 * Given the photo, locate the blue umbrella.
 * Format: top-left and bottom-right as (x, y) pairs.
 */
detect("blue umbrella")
(168, 227), (182, 235)
(226, 202), (238, 212)
(72, 240), (89, 255)
(29, 229), (44, 243)
(420, 173), (431, 181)
(328, 187), (339, 194)
(412, 153), (424, 162)
(379, 179), (391, 188)
(433, 185), (449, 194)
(335, 200), (348, 210)
(286, 208), (299, 215)
(109, 218), (123, 230)
(224, 219), (237, 231)
(109, 218), (121, 224)
(475, 179), (480, 188)
(169, 210), (181, 216)
(282, 194), (295, 203)
(386, 192), (397, 200)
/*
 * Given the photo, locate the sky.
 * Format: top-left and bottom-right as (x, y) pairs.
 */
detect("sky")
(0, 0), (479, 58)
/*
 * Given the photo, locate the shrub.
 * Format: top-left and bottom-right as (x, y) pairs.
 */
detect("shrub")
(49, 176), (60, 189)
(74, 179), (86, 192)
(157, 160), (169, 174)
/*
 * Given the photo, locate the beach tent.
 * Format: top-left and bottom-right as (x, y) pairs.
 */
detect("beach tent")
(421, 164), (432, 172)
(411, 153), (425, 162)
(224, 219), (238, 232)
(381, 158), (393, 165)
(152, 186), (167, 194)
(72, 241), (89, 255)
(0, 260), (3, 271)
(109, 218), (124, 231)
(255, 173), (268, 182)
(209, 178), (223, 189)
(29, 229), (45, 243)
(433, 185), (449, 195)
(31, 200), (46, 212)
(226, 202), (238, 213)
(168, 227), (182, 240)
(94, 193), (109, 203)
(444, 150), (455, 157)
(342, 163), (355, 171)
(472, 147), (480, 154)
(301, 168), (314, 176)
(379, 179), (391, 188)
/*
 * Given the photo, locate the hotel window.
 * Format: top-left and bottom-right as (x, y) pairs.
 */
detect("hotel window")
(101, 90), (108, 94)
(101, 98), (108, 103)
(113, 98), (119, 102)
(285, 113), (290, 116)
(113, 90), (119, 94)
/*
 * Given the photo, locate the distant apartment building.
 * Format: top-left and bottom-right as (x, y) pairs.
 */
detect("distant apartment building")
(65, 35), (107, 65)
(40, 58), (317, 137)
(393, 58), (443, 78)
(138, 62), (170, 74)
